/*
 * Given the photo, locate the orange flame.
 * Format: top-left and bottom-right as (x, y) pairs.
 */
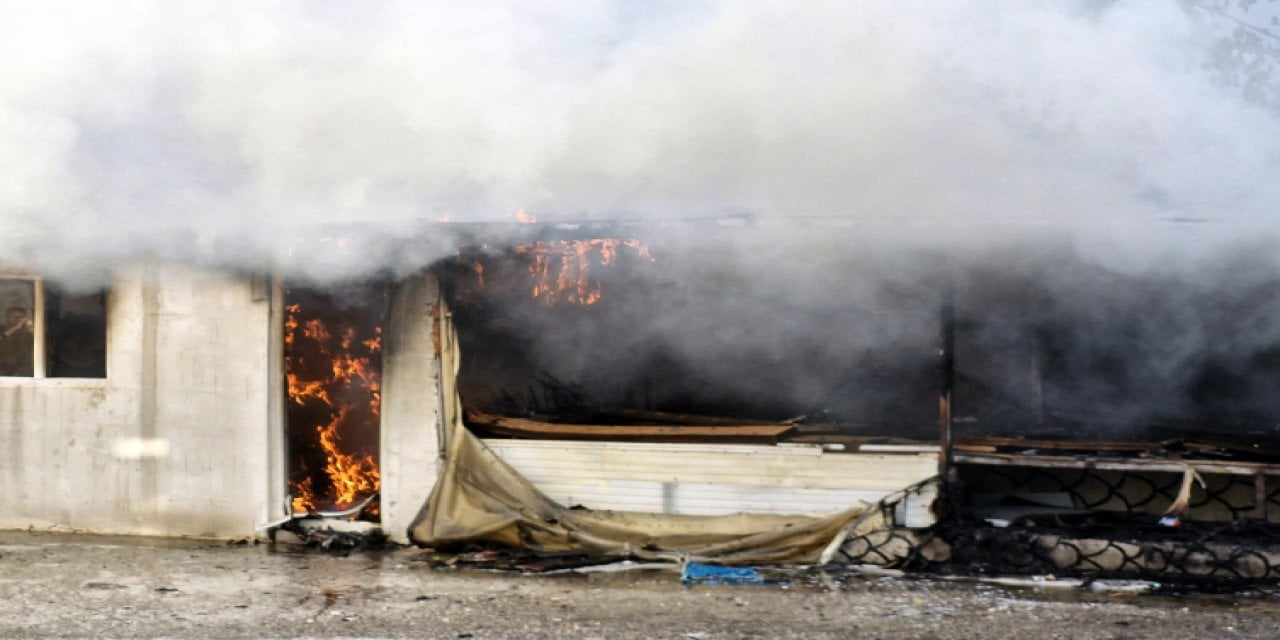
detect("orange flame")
(286, 372), (332, 406)
(511, 238), (652, 306)
(285, 299), (382, 515)
(283, 304), (300, 350)
(291, 477), (316, 513)
(303, 408), (380, 510)
(362, 327), (382, 354)
(514, 209), (537, 224)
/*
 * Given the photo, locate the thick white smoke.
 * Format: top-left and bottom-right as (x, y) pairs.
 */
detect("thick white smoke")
(1, 0), (1277, 280)
(5, 0), (1279, 434)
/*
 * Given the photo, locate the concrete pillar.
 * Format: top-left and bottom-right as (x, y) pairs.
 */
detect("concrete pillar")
(379, 271), (443, 543)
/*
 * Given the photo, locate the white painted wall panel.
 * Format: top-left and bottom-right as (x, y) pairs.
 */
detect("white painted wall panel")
(0, 264), (274, 538)
(486, 439), (938, 517)
(380, 273), (443, 543)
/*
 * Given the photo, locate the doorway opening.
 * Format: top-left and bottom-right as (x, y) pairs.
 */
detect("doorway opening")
(283, 282), (387, 521)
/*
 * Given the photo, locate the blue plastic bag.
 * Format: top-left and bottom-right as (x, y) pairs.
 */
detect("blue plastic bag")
(681, 562), (764, 585)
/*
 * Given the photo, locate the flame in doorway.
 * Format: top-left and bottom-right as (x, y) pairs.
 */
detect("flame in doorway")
(285, 293), (383, 516)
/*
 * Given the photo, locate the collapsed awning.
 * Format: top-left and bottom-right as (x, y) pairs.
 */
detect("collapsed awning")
(407, 299), (899, 565)
(409, 423), (880, 565)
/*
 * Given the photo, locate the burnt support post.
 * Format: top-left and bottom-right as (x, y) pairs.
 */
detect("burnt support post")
(938, 284), (956, 479)
(1252, 471), (1269, 521)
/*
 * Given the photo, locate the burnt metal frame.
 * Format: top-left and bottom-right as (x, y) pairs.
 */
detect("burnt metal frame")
(938, 285), (955, 479)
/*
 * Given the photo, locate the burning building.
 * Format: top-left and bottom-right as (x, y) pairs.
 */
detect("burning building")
(13, 230), (1280, 598)
(0, 0), (1278, 592)
(0, 260), (439, 541)
(0, 222), (945, 546)
(1, 218), (1275, 584)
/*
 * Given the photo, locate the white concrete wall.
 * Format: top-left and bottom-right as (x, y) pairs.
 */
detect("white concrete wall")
(379, 272), (443, 543)
(0, 264), (277, 538)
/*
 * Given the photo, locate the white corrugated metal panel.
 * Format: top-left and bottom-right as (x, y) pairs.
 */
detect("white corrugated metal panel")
(484, 439), (939, 517)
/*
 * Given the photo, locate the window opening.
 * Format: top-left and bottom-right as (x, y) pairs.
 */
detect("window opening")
(0, 277), (107, 379)
(45, 287), (108, 378)
(0, 279), (35, 377)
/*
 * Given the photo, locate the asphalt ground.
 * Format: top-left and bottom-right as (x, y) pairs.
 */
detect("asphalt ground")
(1, 530), (1278, 639)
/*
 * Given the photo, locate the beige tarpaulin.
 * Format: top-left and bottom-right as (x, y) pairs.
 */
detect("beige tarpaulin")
(408, 299), (883, 565)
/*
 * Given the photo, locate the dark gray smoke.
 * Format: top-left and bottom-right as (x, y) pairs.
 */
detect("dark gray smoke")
(953, 235), (1280, 438)
(442, 220), (1280, 439)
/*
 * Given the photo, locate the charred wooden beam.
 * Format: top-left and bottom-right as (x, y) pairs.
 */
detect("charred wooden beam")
(467, 411), (797, 443)
(955, 436), (1164, 453)
(1252, 472), (1269, 520)
(954, 451), (1280, 476)
(587, 408), (782, 427)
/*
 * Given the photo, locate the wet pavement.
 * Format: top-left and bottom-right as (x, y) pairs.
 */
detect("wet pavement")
(1, 530), (1278, 639)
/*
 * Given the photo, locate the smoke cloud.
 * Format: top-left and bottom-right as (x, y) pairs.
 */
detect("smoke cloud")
(2, 2), (1277, 269)
(5, 1), (1280, 435)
